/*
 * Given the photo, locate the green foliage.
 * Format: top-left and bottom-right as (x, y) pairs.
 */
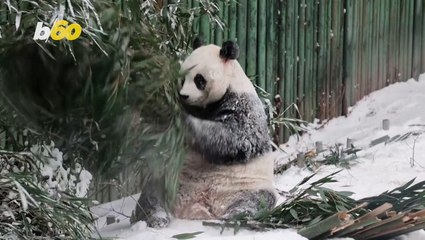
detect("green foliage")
(0, 0), (223, 201)
(0, 151), (93, 239)
(311, 144), (361, 169)
(203, 171), (359, 232)
(271, 103), (307, 137)
(172, 231), (204, 239)
(359, 178), (425, 213)
(203, 173), (425, 239)
(0, 0), (225, 237)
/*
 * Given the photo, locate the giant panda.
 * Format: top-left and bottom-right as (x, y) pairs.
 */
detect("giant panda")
(173, 38), (277, 220)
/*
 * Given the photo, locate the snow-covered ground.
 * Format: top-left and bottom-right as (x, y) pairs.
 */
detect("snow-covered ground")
(92, 75), (425, 240)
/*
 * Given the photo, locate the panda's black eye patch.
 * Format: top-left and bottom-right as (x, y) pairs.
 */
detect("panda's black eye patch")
(194, 74), (207, 90)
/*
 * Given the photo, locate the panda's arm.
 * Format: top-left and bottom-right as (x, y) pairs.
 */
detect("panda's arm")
(184, 103), (270, 164)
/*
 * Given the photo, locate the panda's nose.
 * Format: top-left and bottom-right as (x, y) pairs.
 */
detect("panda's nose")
(179, 94), (189, 100)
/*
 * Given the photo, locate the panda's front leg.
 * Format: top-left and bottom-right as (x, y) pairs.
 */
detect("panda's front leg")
(130, 180), (170, 228)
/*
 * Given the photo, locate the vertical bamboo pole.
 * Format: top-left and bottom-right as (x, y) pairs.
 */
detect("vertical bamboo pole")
(326, 1), (333, 118)
(344, 0), (355, 107)
(317, 0), (328, 120)
(366, 0), (373, 95)
(335, 0), (344, 116)
(387, 0), (394, 84)
(192, 0), (199, 35)
(222, 1), (228, 41)
(304, 0), (314, 121)
(284, 0), (295, 139)
(200, 15), (210, 42)
(371, 0), (378, 92)
(394, 0), (401, 83)
(237, 0), (247, 71)
(330, 0), (336, 117)
(214, 1), (223, 45)
(278, 0), (287, 142)
(361, 0), (369, 96)
(412, 0), (423, 79)
(406, 0), (414, 80)
(293, 0), (299, 119)
(266, 0), (276, 98)
(258, 0), (267, 89)
(379, 0), (385, 88)
(310, 1), (320, 118)
(228, 0), (237, 41)
(298, 0), (306, 120)
(381, 0), (389, 88)
(246, 0), (258, 80)
(187, 0), (192, 12)
(400, 0), (408, 82)
(355, 0), (364, 101)
(422, 0), (425, 73)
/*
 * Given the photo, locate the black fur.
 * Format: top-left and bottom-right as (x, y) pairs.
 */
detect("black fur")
(220, 41), (239, 60)
(183, 90), (271, 164)
(192, 36), (205, 50)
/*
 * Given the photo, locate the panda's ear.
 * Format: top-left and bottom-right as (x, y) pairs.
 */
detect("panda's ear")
(192, 36), (205, 50)
(220, 41), (239, 60)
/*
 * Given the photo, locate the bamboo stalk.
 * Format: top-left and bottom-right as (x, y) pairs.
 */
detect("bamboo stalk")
(382, 0), (389, 87)
(407, 0), (414, 80)
(266, 0), (276, 99)
(292, 0), (299, 120)
(370, 0), (378, 92)
(257, 0), (266, 89)
(237, 0), (247, 70)
(350, 213), (406, 239)
(214, 0), (223, 44)
(309, 1), (320, 118)
(298, 0), (306, 120)
(284, 0), (295, 139)
(375, 222), (425, 240)
(278, 0), (286, 142)
(199, 14), (210, 42)
(191, 0), (199, 34)
(222, 0), (228, 41)
(344, 0), (354, 108)
(298, 212), (352, 239)
(336, 0), (344, 116)
(246, 0), (258, 80)
(422, 0), (425, 73)
(317, 0), (329, 119)
(228, 0), (237, 40)
(304, 0), (314, 121)
(412, 0), (423, 79)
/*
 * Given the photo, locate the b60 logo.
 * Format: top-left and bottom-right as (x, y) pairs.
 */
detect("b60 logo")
(33, 20), (82, 41)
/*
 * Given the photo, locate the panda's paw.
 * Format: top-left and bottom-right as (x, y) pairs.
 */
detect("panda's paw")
(221, 190), (276, 219)
(130, 192), (171, 229)
(146, 210), (171, 229)
(130, 207), (171, 229)
(221, 207), (256, 220)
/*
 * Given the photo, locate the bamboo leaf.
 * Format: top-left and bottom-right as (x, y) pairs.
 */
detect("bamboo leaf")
(172, 231), (204, 239)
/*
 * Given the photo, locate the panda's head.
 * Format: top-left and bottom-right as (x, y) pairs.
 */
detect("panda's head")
(179, 38), (253, 108)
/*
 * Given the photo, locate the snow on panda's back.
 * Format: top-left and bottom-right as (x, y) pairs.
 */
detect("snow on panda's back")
(174, 38), (277, 220)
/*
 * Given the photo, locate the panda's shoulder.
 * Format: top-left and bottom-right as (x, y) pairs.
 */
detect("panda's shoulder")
(215, 91), (265, 120)
(222, 91), (262, 110)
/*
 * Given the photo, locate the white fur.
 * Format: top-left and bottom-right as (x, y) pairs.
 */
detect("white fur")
(179, 44), (255, 107)
(173, 150), (277, 219)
